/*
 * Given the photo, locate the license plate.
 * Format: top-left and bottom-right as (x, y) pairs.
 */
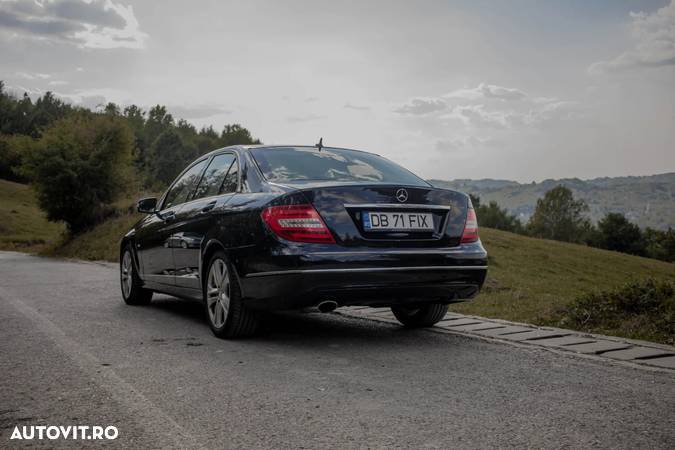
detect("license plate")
(363, 212), (434, 231)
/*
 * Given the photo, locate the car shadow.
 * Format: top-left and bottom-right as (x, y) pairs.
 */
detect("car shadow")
(147, 295), (206, 325)
(145, 294), (440, 347)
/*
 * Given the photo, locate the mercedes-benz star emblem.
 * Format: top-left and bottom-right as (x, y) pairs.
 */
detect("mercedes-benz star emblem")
(395, 188), (409, 203)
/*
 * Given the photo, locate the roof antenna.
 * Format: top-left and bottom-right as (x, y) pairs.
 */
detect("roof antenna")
(315, 137), (323, 152)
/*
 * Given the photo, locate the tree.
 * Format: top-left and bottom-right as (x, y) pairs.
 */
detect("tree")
(147, 129), (188, 185)
(21, 114), (134, 233)
(476, 201), (523, 233)
(145, 105), (174, 145)
(104, 102), (121, 116)
(123, 104), (147, 169)
(527, 185), (590, 242)
(219, 124), (261, 147)
(644, 227), (675, 263)
(595, 213), (645, 255)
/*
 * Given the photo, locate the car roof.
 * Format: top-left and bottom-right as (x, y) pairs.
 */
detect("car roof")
(244, 144), (379, 156)
(200, 144), (380, 160)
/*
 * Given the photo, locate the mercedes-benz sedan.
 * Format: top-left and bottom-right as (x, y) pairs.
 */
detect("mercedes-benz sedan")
(120, 145), (488, 338)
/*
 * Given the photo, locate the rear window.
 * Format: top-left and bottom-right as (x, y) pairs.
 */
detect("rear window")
(250, 147), (429, 186)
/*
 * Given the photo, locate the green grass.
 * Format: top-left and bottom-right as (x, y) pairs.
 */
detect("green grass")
(450, 228), (675, 343)
(0, 179), (65, 251)
(2, 179), (674, 343)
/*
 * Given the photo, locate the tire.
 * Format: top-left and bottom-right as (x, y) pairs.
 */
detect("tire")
(120, 246), (153, 306)
(204, 251), (258, 339)
(391, 303), (448, 328)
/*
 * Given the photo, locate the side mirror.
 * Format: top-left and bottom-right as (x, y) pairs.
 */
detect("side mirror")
(137, 197), (158, 214)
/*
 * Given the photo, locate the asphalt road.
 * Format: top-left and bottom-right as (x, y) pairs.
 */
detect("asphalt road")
(1, 251), (674, 449)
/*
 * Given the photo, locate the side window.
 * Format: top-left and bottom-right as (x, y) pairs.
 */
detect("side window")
(162, 159), (209, 210)
(221, 158), (239, 194)
(193, 153), (238, 199)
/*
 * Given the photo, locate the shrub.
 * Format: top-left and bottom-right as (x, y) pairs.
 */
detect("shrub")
(21, 114), (134, 234)
(560, 279), (675, 345)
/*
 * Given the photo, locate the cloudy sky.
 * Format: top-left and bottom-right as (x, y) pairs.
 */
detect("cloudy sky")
(1, 0), (674, 182)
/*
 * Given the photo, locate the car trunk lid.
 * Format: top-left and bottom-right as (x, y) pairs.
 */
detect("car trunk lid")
(293, 184), (470, 247)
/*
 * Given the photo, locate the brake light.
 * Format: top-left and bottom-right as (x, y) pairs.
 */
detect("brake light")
(461, 208), (479, 244)
(261, 204), (336, 244)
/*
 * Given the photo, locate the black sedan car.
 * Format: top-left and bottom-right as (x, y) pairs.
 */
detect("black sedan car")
(120, 145), (487, 338)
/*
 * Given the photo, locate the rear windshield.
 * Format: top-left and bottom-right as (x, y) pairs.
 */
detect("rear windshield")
(249, 147), (429, 186)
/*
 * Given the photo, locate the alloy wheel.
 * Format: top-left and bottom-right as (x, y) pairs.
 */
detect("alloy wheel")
(207, 258), (230, 328)
(121, 251), (133, 299)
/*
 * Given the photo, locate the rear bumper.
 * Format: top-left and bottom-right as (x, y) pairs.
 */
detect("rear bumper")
(237, 242), (488, 310)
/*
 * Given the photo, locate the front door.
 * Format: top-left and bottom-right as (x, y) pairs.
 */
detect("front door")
(135, 204), (182, 285)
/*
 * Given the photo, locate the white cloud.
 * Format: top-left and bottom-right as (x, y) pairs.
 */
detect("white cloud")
(394, 81), (581, 133)
(443, 104), (515, 129)
(525, 100), (584, 125)
(445, 83), (527, 101)
(0, 0), (147, 49)
(589, 0), (675, 74)
(13, 71), (51, 80)
(394, 97), (446, 115)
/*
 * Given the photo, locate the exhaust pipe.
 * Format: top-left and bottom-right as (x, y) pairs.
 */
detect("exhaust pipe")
(316, 300), (338, 313)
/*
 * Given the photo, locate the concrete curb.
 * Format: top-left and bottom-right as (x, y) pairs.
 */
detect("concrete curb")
(338, 307), (675, 374)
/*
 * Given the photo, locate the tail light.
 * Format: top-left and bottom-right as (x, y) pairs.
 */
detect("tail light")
(461, 208), (479, 244)
(261, 204), (335, 244)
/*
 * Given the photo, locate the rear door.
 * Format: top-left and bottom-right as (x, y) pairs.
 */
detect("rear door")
(172, 152), (239, 289)
(136, 157), (209, 285)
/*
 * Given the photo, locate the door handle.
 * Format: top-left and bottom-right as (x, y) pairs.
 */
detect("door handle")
(200, 201), (217, 213)
(162, 211), (176, 222)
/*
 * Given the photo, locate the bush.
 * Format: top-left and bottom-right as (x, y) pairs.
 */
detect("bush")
(21, 114), (134, 234)
(560, 279), (675, 345)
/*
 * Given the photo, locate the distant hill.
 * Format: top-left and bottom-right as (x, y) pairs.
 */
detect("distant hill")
(430, 173), (675, 230)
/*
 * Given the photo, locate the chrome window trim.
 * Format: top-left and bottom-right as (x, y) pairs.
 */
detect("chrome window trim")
(343, 203), (451, 210)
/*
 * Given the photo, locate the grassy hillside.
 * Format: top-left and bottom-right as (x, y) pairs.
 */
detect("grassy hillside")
(2, 180), (674, 343)
(0, 179), (64, 251)
(450, 228), (675, 338)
